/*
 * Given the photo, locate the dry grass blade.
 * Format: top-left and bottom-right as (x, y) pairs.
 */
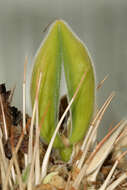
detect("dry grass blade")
(99, 150), (127, 190)
(99, 161), (118, 190)
(81, 92), (115, 152)
(72, 120), (126, 190)
(41, 71), (87, 180)
(0, 159), (6, 188)
(23, 56), (28, 134)
(114, 124), (127, 146)
(91, 92), (115, 126)
(78, 92), (115, 169)
(106, 173), (127, 190)
(3, 132), (24, 190)
(65, 174), (71, 190)
(80, 124), (94, 152)
(23, 56), (28, 167)
(0, 129), (8, 173)
(27, 144), (36, 190)
(86, 120), (126, 175)
(97, 74), (109, 90)
(0, 141), (13, 188)
(28, 72), (42, 164)
(12, 151), (24, 190)
(27, 116), (40, 190)
(0, 95), (8, 140)
(87, 164), (102, 183)
(35, 100), (41, 185)
(27, 74), (42, 190)
(0, 98), (16, 184)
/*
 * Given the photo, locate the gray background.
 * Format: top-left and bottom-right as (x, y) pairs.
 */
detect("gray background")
(0, 0), (127, 138)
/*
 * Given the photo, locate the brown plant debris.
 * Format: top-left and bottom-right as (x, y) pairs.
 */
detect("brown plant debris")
(0, 84), (127, 190)
(0, 84), (45, 171)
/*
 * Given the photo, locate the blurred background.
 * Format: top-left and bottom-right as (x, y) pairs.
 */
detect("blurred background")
(0, 0), (127, 138)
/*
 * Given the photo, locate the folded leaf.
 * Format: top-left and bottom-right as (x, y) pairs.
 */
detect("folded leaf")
(30, 20), (95, 159)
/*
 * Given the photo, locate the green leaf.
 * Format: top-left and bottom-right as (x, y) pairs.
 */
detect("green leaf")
(30, 20), (95, 160)
(59, 21), (95, 144)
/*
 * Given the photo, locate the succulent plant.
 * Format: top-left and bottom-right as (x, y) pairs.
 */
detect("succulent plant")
(30, 20), (95, 161)
(0, 20), (127, 190)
